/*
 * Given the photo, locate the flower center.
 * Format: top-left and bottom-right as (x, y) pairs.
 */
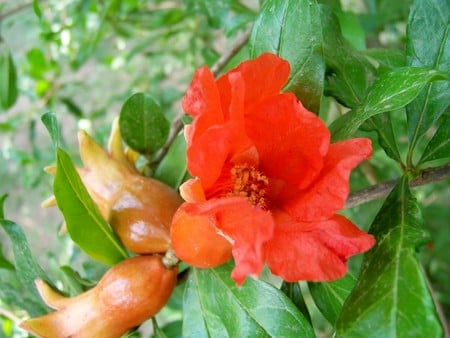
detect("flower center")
(229, 164), (269, 209)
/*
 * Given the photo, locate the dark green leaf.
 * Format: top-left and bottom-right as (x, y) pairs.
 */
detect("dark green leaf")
(59, 265), (96, 296)
(0, 193), (7, 219)
(280, 282), (311, 323)
(361, 114), (402, 163)
(364, 48), (406, 73)
(321, 6), (376, 108)
(41, 112), (61, 150)
(54, 148), (128, 265)
(59, 97), (84, 118)
(0, 220), (49, 316)
(330, 67), (450, 141)
(0, 45), (18, 110)
(183, 262), (314, 338)
(308, 273), (356, 325)
(157, 321), (182, 338)
(406, 0), (450, 152)
(0, 195), (17, 271)
(336, 176), (443, 337)
(153, 134), (187, 189)
(420, 115), (450, 164)
(119, 93), (170, 155)
(250, 0), (324, 113)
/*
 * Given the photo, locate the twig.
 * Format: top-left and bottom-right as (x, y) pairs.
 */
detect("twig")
(152, 26), (252, 165)
(345, 163), (450, 208)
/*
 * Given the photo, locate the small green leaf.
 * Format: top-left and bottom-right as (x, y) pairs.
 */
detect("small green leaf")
(41, 112), (61, 150)
(406, 0), (450, 153)
(0, 45), (18, 110)
(119, 93), (170, 155)
(336, 176), (443, 337)
(308, 273), (356, 325)
(33, 0), (42, 18)
(152, 318), (168, 338)
(0, 219), (49, 316)
(330, 67), (450, 141)
(183, 262), (314, 338)
(335, 11), (366, 51)
(250, 0), (324, 113)
(153, 134), (187, 189)
(420, 115), (450, 164)
(54, 148), (128, 265)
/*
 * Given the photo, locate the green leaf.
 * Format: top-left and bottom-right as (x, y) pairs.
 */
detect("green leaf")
(364, 48), (406, 73)
(183, 262), (314, 338)
(280, 282), (311, 323)
(336, 176), (443, 337)
(153, 134), (187, 189)
(406, 0), (450, 153)
(320, 5), (376, 108)
(53, 148), (128, 265)
(152, 318), (168, 338)
(250, 0), (324, 113)
(119, 93), (170, 155)
(33, 0), (42, 18)
(0, 45), (18, 110)
(330, 67), (450, 141)
(420, 115), (450, 164)
(41, 112), (61, 150)
(0, 220), (49, 316)
(0, 195), (15, 271)
(308, 273), (356, 325)
(335, 11), (366, 51)
(361, 113), (402, 163)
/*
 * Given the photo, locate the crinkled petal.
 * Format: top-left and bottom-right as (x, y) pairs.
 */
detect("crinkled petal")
(171, 197), (274, 285)
(280, 138), (372, 221)
(187, 123), (257, 190)
(245, 93), (330, 189)
(217, 53), (290, 115)
(264, 213), (375, 282)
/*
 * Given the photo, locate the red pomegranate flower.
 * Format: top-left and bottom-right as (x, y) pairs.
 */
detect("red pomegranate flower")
(171, 53), (375, 285)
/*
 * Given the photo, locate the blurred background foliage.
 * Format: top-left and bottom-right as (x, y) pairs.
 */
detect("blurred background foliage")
(0, 0), (448, 337)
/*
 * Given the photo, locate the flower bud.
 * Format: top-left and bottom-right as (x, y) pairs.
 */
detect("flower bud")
(20, 255), (178, 338)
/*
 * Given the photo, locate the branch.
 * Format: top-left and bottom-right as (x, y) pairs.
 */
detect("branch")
(345, 163), (450, 208)
(152, 26), (252, 166)
(0, 1), (42, 21)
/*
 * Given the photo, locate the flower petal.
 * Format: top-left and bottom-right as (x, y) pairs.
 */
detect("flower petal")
(245, 93), (330, 189)
(171, 197), (274, 285)
(281, 138), (372, 221)
(264, 213), (375, 282)
(217, 53), (290, 114)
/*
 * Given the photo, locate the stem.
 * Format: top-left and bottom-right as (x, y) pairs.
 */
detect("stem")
(152, 26), (252, 166)
(345, 163), (450, 208)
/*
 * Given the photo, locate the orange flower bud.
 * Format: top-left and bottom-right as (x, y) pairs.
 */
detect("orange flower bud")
(20, 255), (178, 338)
(45, 120), (183, 254)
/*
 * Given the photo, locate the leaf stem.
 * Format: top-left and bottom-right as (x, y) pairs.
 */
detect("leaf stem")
(346, 163), (450, 208)
(151, 26), (252, 166)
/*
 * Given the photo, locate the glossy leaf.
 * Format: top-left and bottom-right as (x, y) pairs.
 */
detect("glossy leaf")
(0, 219), (49, 316)
(250, 0), (324, 113)
(119, 93), (170, 155)
(361, 113), (402, 163)
(321, 6), (376, 108)
(53, 148), (128, 265)
(420, 115), (450, 164)
(153, 133), (187, 189)
(406, 0), (450, 152)
(308, 273), (356, 325)
(0, 45), (18, 110)
(336, 176), (443, 337)
(330, 67), (450, 141)
(41, 111), (61, 150)
(183, 262), (314, 338)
